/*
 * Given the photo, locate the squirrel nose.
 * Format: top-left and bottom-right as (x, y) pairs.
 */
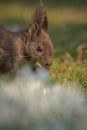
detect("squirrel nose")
(45, 61), (52, 67)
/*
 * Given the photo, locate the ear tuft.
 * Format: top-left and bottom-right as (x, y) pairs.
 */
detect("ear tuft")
(42, 7), (48, 32)
(33, 1), (48, 32)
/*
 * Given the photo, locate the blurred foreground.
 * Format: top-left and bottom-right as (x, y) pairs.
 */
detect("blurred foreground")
(0, 66), (87, 130)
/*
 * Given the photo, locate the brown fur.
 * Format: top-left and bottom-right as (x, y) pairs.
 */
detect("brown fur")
(0, 2), (53, 73)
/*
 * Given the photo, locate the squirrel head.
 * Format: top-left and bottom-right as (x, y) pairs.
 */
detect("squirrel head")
(24, 1), (53, 69)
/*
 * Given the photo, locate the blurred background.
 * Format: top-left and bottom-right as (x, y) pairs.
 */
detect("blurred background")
(1, 0), (87, 25)
(0, 0), (87, 88)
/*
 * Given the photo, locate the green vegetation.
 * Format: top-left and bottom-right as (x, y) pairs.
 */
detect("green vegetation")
(49, 24), (87, 89)
(0, 2), (87, 89)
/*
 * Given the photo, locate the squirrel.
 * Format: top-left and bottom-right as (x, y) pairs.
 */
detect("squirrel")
(0, 2), (53, 73)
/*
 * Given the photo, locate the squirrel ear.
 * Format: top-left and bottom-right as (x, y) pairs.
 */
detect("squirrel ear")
(26, 23), (39, 40)
(42, 7), (48, 32)
(33, 1), (48, 32)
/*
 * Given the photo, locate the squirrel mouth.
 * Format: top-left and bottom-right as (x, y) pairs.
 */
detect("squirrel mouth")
(35, 62), (51, 71)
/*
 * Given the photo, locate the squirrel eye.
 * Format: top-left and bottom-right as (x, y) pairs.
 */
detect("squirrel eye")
(37, 46), (43, 52)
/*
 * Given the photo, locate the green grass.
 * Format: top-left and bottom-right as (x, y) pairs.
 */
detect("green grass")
(0, 3), (87, 89)
(49, 24), (87, 89)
